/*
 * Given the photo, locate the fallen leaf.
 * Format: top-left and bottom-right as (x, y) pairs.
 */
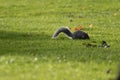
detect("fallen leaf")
(89, 24), (93, 28)
(71, 25), (83, 31)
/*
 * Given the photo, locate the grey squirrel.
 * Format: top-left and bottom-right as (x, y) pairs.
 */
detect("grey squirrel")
(52, 27), (90, 39)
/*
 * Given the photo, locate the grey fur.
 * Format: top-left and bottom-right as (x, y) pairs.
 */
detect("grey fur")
(52, 27), (90, 39)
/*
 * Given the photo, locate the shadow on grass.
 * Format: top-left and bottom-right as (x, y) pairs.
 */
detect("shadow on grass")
(0, 30), (118, 63)
(0, 30), (50, 40)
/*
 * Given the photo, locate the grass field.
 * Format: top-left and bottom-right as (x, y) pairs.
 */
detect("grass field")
(0, 0), (120, 80)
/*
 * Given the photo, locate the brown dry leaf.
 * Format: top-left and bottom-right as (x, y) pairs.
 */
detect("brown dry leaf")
(113, 13), (117, 16)
(89, 24), (93, 28)
(71, 25), (83, 31)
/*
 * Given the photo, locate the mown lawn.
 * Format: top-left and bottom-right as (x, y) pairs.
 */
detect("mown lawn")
(0, 0), (120, 80)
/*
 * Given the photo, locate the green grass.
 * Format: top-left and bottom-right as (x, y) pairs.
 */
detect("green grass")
(0, 0), (120, 80)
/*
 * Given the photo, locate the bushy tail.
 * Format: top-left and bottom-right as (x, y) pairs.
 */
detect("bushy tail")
(52, 27), (73, 39)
